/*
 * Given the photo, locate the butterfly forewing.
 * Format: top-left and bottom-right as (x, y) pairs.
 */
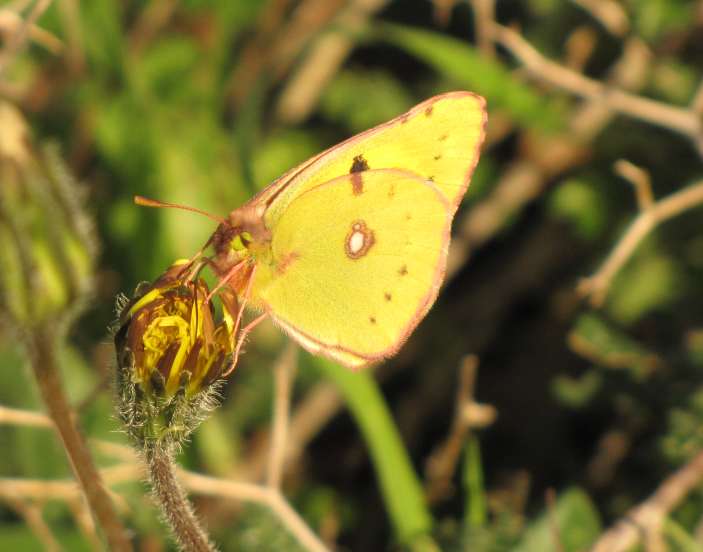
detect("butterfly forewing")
(254, 92), (486, 229)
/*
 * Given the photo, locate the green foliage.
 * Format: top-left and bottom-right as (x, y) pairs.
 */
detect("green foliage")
(661, 388), (703, 464)
(320, 69), (416, 134)
(309, 355), (433, 546)
(551, 370), (603, 409)
(549, 178), (609, 240)
(381, 23), (566, 132)
(227, 505), (306, 552)
(568, 313), (660, 380)
(606, 245), (687, 325)
(2, 0), (703, 550)
(513, 489), (601, 552)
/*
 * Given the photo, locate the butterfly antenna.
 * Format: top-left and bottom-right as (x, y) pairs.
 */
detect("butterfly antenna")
(134, 195), (228, 226)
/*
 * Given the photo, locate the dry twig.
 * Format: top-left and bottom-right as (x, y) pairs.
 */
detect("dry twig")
(7, 498), (61, 552)
(614, 160), (654, 211)
(447, 35), (651, 279)
(274, 0), (390, 124)
(590, 450), (703, 552)
(26, 327), (133, 552)
(424, 356), (496, 503)
(0, 403), (54, 428)
(470, 0), (495, 57)
(0, 0), (54, 76)
(570, 0), (629, 36)
(491, 23), (703, 155)
(267, 343), (298, 489)
(578, 179), (703, 306)
(0, 382), (332, 552)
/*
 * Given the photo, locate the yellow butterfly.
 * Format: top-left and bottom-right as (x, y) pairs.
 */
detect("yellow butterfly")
(140, 91), (486, 369)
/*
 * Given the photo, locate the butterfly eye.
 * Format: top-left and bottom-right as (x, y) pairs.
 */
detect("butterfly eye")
(230, 231), (253, 252)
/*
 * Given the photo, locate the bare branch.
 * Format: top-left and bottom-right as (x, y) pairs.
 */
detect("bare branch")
(0, 404), (53, 428)
(614, 160), (654, 211)
(26, 327), (133, 551)
(570, 0), (629, 36)
(578, 180), (703, 306)
(470, 0), (496, 56)
(66, 497), (102, 551)
(179, 471), (330, 552)
(491, 23), (703, 153)
(274, 0), (390, 124)
(0, 9), (63, 54)
(7, 498), (62, 552)
(0, 0), (54, 76)
(590, 450), (703, 552)
(546, 488), (566, 552)
(424, 356), (496, 503)
(268, 343), (298, 489)
(447, 35), (651, 279)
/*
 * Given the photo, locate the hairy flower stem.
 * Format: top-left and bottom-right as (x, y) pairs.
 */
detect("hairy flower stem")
(28, 324), (133, 552)
(144, 443), (217, 552)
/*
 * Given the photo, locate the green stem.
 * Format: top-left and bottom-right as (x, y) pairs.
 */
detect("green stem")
(463, 436), (486, 528)
(312, 358), (433, 546)
(144, 443), (218, 552)
(29, 324), (133, 552)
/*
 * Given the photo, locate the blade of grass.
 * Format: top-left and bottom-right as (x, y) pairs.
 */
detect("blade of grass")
(463, 436), (487, 528)
(311, 357), (434, 547)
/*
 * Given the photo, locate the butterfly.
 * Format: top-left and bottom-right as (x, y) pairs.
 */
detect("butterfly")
(140, 91), (486, 370)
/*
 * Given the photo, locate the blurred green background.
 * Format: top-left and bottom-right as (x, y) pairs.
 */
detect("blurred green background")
(1, 0), (703, 550)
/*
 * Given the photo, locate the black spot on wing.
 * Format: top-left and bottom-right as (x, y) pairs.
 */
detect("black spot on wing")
(350, 154), (370, 174)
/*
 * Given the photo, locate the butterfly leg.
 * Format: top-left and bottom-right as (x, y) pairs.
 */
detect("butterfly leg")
(223, 312), (267, 376)
(205, 261), (248, 304)
(221, 263), (258, 375)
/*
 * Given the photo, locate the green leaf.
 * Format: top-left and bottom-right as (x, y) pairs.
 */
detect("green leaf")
(320, 70), (415, 134)
(463, 437), (487, 528)
(379, 23), (565, 132)
(551, 370), (602, 408)
(310, 355), (434, 546)
(513, 488), (601, 552)
(606, 247), (686, 325)
(568, 313), (660, 380)
(549, 178), (609, 240)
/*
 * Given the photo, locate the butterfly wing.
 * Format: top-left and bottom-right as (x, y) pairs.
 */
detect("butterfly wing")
(249, 91), (486, 227)
(250, 169), (452, 368)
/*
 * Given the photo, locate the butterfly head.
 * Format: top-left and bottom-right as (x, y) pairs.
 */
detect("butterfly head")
(212, 204), (271, 259)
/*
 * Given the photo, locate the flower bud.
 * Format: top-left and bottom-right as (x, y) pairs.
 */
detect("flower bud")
(0, 102), (95, 328)
(114, 261), (235, 449)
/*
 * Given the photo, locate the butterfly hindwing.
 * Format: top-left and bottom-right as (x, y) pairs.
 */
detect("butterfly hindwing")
(250, 169), (452, 368)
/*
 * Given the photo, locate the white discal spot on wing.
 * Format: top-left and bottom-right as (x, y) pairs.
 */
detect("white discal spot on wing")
(345, 220), (375, 260)
(349, 230), (365, 254)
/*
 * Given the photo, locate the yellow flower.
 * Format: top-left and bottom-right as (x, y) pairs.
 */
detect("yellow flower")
(114, 261), (236, 447)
